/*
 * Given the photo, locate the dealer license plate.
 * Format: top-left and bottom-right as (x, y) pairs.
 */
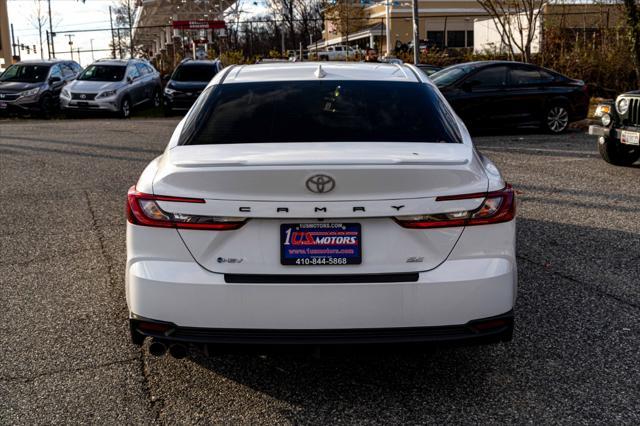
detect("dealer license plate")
(281, 223), (361, 266)
(621, 130), (640, 146)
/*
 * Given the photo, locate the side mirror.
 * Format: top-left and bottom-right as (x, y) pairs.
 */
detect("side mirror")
(49, 76), (62, 84)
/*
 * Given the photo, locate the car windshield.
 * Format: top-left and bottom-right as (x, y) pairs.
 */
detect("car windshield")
(0, 65), (50, 83)
(78, 65), (126, 81)
(171, 64), (218, 82)
(180, 81), (461, 145)
(430, 65), (473, 87)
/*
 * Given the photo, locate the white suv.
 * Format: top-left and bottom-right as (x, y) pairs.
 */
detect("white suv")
(126, 62), (517, 358)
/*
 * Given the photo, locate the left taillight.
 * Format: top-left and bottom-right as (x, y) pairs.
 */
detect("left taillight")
(126, 186), (247, 230)
(394, 184), (516, 229)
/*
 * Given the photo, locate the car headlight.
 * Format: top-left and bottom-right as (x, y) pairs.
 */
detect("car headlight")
(164, 87), (177, 95)
(594, 104), (611, 118)
(96, 90), (117, 99)
(19, 87), (40, 98)
(61, 89), (71, 98)
(601, 113), (611, 127)
(616, 98), (629, 115)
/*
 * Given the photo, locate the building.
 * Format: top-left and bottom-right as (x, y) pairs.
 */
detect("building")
(311, 1), (623, 56)
(0, 0), (12, 71)
(312, 0), (485, 54)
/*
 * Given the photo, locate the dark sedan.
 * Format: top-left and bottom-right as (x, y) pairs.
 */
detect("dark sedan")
(431, 61), (589, 133)
(163, 59), (222, 115)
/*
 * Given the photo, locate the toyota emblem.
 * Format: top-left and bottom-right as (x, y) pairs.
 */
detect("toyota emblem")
(306, 174), (336, 193)
(80, 94), (86, 99)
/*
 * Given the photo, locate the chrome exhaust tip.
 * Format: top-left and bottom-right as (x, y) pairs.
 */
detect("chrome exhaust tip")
(169, 343), (188, 359)
(149, 340), (167, 357)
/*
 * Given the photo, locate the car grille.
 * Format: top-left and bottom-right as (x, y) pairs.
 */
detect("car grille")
(0, 93), (20, 101)
(624, 97), (640, 126)
(71, 93), (97, 100)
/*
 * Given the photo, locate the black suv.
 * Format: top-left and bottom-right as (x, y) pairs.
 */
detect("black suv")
(0, 59), (82, 116)
(163, 59), (222, 115)
(589, 93), (640, 166)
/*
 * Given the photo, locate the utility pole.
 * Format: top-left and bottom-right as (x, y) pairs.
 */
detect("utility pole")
(385, 0), (391, 56)
(90, 39), (95, 61)
(411, 0), (420, 64)
(66, 34), (74, 61)
(48, 0), (55, 57)
(46, 30), (51, 58)
(109, 6), (116, 59)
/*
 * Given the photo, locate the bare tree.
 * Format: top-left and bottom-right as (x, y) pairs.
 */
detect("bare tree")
(623, 0), (640, 83)
(476, 0), (547, 62)
(29, 0), (48, 59)
(324, 0), (366, 38)
(112, 0), (138, 57)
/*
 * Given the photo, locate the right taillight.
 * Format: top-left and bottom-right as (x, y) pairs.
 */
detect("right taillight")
(126, 186), (247, 230)
(394, 184), (515, 229)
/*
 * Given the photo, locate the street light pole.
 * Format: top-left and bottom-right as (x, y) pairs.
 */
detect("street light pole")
(90, 39), (95, 61)
(411, 0), (420, 64)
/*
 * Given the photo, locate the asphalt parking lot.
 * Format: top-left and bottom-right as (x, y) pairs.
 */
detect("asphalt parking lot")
(1, 118), (639, 424)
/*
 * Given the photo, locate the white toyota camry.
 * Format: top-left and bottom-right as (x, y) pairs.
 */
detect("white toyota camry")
(126, 62), (516, 357)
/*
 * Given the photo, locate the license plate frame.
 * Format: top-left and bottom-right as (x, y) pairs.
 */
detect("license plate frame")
(621, 130), (640, 146)
(0, 102), (7, 109)
(280, 223), (362, 266)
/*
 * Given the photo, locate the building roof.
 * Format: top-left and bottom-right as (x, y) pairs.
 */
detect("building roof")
(220, 62), (421, 84)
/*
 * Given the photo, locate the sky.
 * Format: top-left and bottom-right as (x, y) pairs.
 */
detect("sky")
(8, 0), (119, 66)
(7, 0), (266, 67)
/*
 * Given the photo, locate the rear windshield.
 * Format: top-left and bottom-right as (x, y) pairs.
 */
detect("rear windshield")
(180, 81), (461, 145)
(172, 64), (218, 82)
(78, 65), (126, 81)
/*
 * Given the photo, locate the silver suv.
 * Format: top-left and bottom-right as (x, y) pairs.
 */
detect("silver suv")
(61, 58), (161, 118)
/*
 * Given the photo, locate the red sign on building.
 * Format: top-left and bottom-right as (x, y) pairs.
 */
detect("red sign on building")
(171, 20), (226, 30)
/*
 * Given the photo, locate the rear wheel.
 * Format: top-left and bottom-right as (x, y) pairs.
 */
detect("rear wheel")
(120, 97), (132, 119)
(598, 136), (640, 166)
(544, 104), (569, 133)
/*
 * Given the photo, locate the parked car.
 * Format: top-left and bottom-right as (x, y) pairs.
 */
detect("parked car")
(126, 62), (517, 357)
(416, 64), (442, 76)
(317, 45), (359, 61)
(163, 59), (222, 115)
(0, 59), (81, 116)
(431, 61), (590, 133)
(589, 93), (640, 166)
(60, 58), (161, 118)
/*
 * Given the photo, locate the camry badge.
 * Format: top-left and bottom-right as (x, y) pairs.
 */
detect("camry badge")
(306, 174), (336, 193)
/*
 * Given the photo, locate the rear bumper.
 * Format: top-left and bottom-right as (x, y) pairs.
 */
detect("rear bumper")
(130, 310), (514, 345)
(127, 255), (516, 333)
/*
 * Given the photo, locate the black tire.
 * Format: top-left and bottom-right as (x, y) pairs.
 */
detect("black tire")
(39, 94), (54, 119)
(597, 136), (640, 166)
(152, 89), (161, 109)
(163, 107), (174, 117)
(543, 103), (570, 134)
(119, 97), (132, 119)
